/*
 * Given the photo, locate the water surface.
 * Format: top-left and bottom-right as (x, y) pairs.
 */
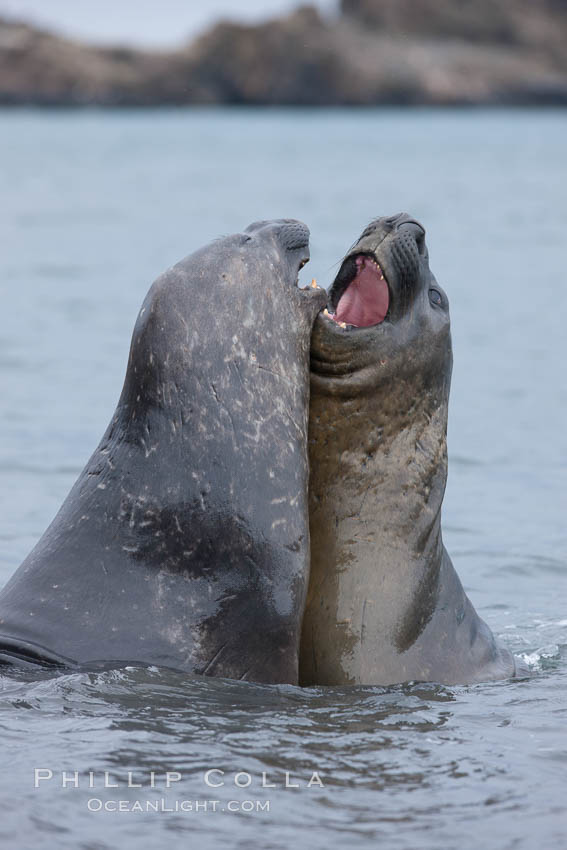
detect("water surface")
(0, 108), (565, 849)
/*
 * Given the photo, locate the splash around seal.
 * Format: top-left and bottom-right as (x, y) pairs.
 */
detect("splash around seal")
(0, 220), (326, 684)
(300, 213), (522, 686)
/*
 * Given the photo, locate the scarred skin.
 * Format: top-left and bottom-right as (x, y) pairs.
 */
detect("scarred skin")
(0, 220), (326, 683)
(300, 213), (521, 686)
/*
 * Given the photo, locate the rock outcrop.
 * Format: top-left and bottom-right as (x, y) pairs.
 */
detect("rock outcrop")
(1, 3), (566, 106)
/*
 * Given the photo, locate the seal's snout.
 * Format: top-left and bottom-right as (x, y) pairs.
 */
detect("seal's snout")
(390, 224), (423, 283)
(360, 213), (426, 251)
(278, 221), (311, 284)
(278, 220), (310, 253)
(244, 218), (310, 255)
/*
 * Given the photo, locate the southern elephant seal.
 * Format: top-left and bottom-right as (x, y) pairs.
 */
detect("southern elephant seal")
(300, 213), (520, 686)
(0, 220), (326, 683)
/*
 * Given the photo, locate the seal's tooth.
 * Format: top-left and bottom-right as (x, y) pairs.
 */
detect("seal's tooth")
(310, 279), (319, 289)
(339, 322), (347, 328)
(323, 308), (329, 316)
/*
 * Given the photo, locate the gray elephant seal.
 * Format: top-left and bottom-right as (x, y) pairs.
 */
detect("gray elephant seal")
(300, 213), (520, 686)
(0, 220), (326, 683)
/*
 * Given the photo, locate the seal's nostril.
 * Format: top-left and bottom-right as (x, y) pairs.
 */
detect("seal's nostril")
(385, 213), (407, 226)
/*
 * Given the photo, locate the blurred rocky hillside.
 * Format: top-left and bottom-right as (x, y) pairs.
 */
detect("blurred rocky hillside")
(1, 1), (566, 106)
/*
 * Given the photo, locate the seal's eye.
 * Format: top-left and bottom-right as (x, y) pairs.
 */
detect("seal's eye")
(429, 288), (443, 306)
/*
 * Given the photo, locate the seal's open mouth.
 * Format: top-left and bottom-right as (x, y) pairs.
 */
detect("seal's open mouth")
(327, 253), (390, 328)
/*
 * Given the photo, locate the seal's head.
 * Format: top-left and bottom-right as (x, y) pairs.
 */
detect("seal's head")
(311, 212), (452, 407)
(122, 218), (326, 413)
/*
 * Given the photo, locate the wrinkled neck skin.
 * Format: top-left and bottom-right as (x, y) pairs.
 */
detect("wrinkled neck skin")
(302, 312), (453, 684)
(300, 215), (516, 686)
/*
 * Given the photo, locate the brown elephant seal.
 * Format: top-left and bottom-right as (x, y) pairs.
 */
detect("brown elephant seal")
(0, 219), (326, 683)
(300, 213), (521, 686)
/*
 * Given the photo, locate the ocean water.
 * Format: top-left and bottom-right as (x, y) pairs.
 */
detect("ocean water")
(0, 108), (565, 850)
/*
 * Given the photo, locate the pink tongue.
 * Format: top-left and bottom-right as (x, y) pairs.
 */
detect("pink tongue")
(335, 256), (389, 327)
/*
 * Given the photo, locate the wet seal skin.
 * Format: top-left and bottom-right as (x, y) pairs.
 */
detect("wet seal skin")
(300, 213), (524, 686)
(0, 220), (326, 683)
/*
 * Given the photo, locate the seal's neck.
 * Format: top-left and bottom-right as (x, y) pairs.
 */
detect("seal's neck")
(309, 379), (448, 560)
(301, 379), (449, 684)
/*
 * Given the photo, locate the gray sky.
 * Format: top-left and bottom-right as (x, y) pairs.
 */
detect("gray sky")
(1, 0), (337, 47)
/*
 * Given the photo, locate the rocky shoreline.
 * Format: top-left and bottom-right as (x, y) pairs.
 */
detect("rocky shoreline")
(1, 2), (567, 107)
